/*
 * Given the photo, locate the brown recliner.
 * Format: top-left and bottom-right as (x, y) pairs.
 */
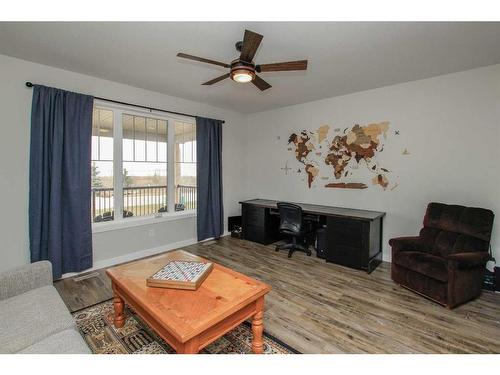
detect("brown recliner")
(390, 202), (494, 308)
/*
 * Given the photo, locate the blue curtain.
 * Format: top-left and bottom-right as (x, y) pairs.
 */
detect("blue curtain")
(29, 85), (94, 279)
(196, 116), (224, 241)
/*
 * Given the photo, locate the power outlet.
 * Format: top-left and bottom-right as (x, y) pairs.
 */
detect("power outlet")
(148, 229), (155, 238)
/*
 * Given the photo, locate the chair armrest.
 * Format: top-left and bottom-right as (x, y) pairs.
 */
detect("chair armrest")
(447, 252), (490, 270)
(0, 261), (53, 301)
(389, 236), (422, 254)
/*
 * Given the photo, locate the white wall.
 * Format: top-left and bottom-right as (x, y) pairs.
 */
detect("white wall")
(1, 52), (498, 273)
(0, 54), (247, 273)
(242, 64), (500, 261)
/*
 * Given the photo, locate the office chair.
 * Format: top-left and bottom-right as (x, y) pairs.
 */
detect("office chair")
(275, 202), (313, 258)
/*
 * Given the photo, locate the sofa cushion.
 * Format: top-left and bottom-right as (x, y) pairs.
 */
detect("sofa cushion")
(0, 285), (75, 353)
(0, 261), (52, 301)
(393, 251), (448, 282)
(18, 329), (91, 354)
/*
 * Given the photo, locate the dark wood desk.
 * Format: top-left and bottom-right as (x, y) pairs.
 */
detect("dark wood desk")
(239, 199), (386, 273)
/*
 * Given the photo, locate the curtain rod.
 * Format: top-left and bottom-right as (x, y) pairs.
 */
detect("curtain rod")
(25, 82), (225, 124)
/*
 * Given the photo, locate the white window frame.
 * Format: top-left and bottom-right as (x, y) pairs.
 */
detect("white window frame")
(92, 100), (197, 233)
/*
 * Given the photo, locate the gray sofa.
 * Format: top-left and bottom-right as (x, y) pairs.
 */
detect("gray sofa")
(0, 261), (91, 353)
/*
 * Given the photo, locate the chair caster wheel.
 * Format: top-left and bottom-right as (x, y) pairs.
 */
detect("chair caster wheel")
(307, 251), (312, 256)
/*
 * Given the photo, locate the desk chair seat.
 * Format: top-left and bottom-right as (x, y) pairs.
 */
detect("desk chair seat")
(275, 202), (314, 258)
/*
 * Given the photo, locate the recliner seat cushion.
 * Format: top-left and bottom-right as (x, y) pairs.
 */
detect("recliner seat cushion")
(0, 285), (75, 353)
(393, 251), (448, 282)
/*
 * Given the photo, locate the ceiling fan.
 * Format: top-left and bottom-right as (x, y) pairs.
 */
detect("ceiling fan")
(177, 29), (308, 91)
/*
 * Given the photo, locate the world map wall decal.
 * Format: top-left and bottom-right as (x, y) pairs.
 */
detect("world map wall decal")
(285, 121), (407, 190)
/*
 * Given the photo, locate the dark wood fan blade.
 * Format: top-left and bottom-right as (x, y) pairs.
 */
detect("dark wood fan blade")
(240, 30), (263, 63)
(177, 53), (230, 68)
(202, 73), (230, 85)
(257, 60), (308, 72)
(252, 75), (272, 91)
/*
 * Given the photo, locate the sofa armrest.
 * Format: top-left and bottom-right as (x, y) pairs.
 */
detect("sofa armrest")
(389, 236), (422, 254)
(446, 252), (490, 270)
(0, 261), (53, 301)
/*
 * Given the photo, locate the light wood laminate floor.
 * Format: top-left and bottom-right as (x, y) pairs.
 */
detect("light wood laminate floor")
(55, 236), (500, 353)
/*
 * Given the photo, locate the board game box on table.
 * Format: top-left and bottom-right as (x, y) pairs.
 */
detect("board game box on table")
(146, 260), (213, 290)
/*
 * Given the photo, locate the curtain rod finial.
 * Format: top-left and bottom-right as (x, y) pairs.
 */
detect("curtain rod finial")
(25, 82), (33, 87)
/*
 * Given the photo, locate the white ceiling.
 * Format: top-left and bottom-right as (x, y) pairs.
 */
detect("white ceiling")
(1, 22), (500, 113)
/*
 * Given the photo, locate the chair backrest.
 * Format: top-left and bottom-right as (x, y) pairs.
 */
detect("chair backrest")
(419, 202), (494, 256)
(277, 202), (304, 234)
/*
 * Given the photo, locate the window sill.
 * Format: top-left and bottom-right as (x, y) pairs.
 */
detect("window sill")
(92, 211), (197, 234)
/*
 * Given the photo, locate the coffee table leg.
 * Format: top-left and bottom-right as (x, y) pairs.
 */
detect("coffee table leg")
(252, 298), (265, 354)
(113, 292), (125, 328)
(178, 339), (199, 354)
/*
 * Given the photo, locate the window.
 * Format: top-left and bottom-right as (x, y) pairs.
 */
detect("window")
(91, 108), (114, 221)
(122, 114), (168, 218)
(174, 121), (197, 211)
(91, 103), (197, 225)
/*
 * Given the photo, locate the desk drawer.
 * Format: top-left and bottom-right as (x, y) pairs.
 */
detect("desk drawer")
(243, 225), (266, 244)
(242, 205), (266, 227)
(327, 245), (362, 269)
(327, 217), (364, 247)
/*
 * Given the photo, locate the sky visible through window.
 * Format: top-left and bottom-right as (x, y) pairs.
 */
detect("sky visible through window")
(93, 139), (196, 177)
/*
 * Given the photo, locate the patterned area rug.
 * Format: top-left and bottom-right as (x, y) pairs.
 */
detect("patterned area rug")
(72, 300), (299, 354)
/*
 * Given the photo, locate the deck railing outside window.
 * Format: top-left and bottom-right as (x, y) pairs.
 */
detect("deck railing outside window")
(92, 185), (197, 222)
(176, 185), (197, 211)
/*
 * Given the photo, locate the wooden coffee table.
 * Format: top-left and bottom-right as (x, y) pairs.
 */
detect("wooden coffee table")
(106, 250), (271, 354)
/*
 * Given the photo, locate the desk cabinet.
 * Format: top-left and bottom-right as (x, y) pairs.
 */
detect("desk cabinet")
(241, 204), (280, 245)
(239, 199), (385, 273)
(325, 216), (382, 273)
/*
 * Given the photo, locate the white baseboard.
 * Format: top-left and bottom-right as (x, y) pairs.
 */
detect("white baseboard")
(60, 237), (198, 279)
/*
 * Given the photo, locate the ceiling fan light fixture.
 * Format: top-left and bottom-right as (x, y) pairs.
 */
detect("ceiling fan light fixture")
(177, 29), (307, 91)
(231, 68), (255, 83)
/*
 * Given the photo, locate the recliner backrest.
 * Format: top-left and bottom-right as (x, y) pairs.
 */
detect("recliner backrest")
(277, 202), (304, 234)
(419, 202), (494, 256)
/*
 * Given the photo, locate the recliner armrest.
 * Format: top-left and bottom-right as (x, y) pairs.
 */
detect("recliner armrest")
(446, 252), (490, 270)
(389, 236), (422, 254)
(0, 261), (53, 301)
